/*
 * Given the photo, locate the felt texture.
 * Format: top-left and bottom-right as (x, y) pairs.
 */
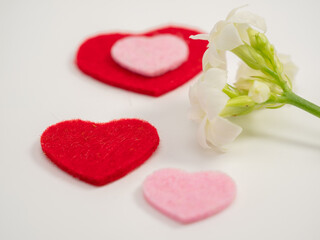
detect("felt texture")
(41, 119), (159, 186)
(76, 26), (207, 97)
(111, 34), (189, 77)
(143, 169), (236, 224)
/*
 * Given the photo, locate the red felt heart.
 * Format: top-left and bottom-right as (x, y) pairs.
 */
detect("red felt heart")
(76, 26), (207, 97)
(40, 119), (159, 186)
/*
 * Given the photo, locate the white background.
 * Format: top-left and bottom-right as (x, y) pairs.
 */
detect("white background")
(1, 0), (320, 239)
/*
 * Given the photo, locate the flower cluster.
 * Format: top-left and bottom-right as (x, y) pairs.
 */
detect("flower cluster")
(189, 6), (301, 150)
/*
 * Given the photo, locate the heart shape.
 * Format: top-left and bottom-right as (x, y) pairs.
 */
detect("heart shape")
(41, 119), (159, 186)
(111, 34), (189, 77)
(143, 169), (236, 223)
(76, 26), (207, 97)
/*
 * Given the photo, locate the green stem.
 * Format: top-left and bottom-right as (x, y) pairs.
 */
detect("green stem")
(283, 91), (320, 118)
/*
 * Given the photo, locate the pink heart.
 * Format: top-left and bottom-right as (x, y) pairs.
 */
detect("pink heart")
(143, 169), (236, 224)
(111, 34), (189, 77)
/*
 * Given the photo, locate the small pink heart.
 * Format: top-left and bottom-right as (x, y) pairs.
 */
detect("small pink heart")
(111, 34), (189, 77)
(143, 169), (236, 224)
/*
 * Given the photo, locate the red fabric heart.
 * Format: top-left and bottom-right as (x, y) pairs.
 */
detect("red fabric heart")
(76, 26), (207, 97)
(40, 119), (159, 186)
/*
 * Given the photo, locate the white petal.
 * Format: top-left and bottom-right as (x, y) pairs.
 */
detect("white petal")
(206, 117), (242, 148)
(196, 68), (229, 120)
(197, 88), (229, 121)
(236, 61), (251, 81)
(236, 61), (263, 80)
(203, 68), (228, 89)
(228, 11), (267, 32)
(190, 34), (209, 40)
(235, 23), (250, 44)
(197, 117), (211, 149)
(202, 49), (211, 71)
(188, 82), (205, 121)
(206, 44), (227, 70)
(248, 80), (270, 103)
(214, 23), (243, 50)
(208, 20), (227, 42)
(190, 70), (228, 121)
(189, 81), (200, 106)
(205, 91), (229, 120)
(189, 105), (205, 122)
(226, 5), (249, 20)
(278, 54), (298, 81)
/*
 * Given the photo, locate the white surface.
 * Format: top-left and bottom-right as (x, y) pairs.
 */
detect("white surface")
(1, 0), (320, 239)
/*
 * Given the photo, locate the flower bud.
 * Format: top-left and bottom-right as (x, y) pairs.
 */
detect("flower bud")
(247, 28), (284, 73)
(219, 96), (256, 117)
(232, 44), (267, 71)
(248, 28), (269, 52)
(248, 80), (270, 103)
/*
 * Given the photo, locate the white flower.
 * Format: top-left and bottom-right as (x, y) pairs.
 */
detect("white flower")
(189, 68), (242, 149)
(191, 6), (267, 70)
(188, 7), (306, 151)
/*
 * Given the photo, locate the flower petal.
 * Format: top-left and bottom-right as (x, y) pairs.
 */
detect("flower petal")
(226, 5), (249, 21)
(278, 54), (298, 81)
(203, 68), (228, 89)
(189, 69), (229, 121)
(197, 88), (229, 121)
(202, 49), (211, 71)
(206, 117), (242, 148)
(189, 80), (200, 106)
(235, 23), (250, 44)
(214, 23), (243, 50)
(235, 61), (263, 90)
(190, 34), (209, 40)
(228, 11), (267, 32)
(208, 20), (227, 43)
(236, 61), (259, 80)
(189, 105), (205, 122)
(197, 117), (211, 149)
(206, 43), (227, 70)
(195, 68), (229, 120)
(188, 83), (205, 121)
